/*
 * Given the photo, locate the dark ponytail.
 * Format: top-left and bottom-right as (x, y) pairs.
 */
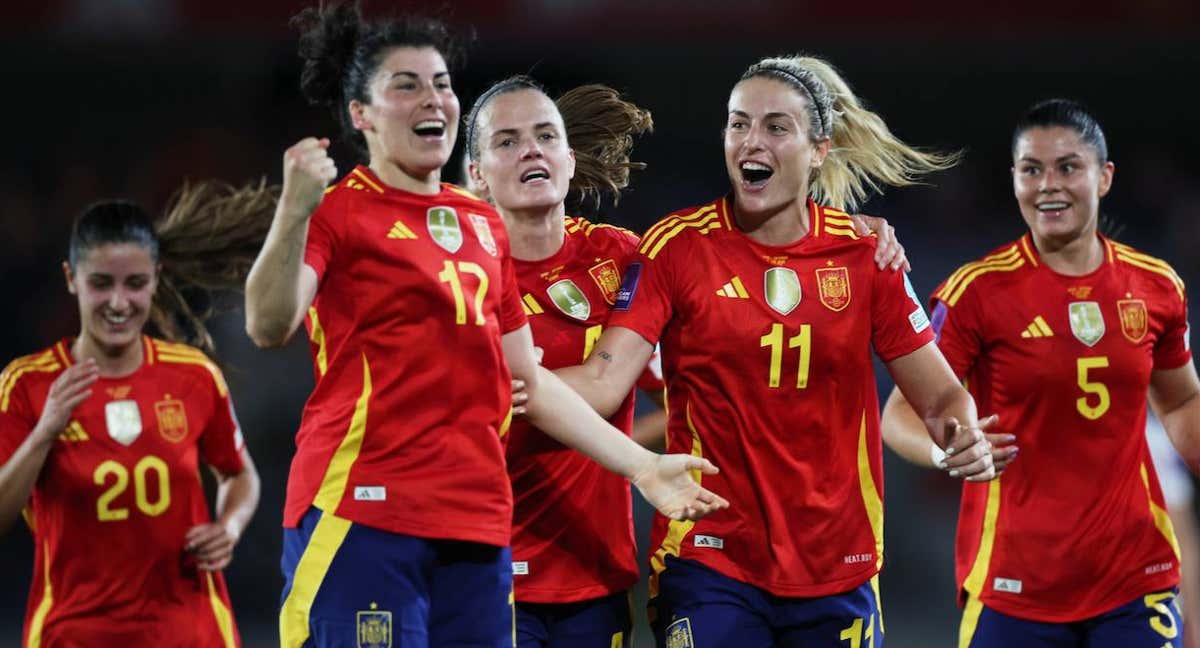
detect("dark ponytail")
(1012, 99), (1108, 163)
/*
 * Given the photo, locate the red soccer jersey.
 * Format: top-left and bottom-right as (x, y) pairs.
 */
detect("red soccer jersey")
(607, 196), (935, 598)
(287, 166), (527, 546)
(0, 337), (245, 647)
(932, 234), (1191, 622)
(508, 216), (661, 603)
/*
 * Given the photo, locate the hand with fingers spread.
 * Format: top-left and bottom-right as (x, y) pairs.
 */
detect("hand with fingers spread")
(280, 137), (339, 217)
(630, 453), (730, 521)
(931, 415), (999, 481)
(33, 359), (99, 444)
(849, 214), (910, 272)
(184, 520), (240, 572)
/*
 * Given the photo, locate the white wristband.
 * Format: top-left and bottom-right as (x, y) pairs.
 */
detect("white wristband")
(930, 443), (947, 467)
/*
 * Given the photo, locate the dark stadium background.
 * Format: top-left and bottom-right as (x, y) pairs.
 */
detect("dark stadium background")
(2, 1), (1198, 646)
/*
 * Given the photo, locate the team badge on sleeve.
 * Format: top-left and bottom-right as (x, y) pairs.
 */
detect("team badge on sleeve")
(105, 400), (143, 446)
(154, 396), (189, 443)
(816, 266), (851, 311)
(764, 267), (801, 315)
(588, 259), (622, 304)
(468, 213), (498, 257)
(665, 617), (694, 648)
(1117, 299), (1148, 343)
(903, 274), (931, 333)
(427, 206), (463, 253)
(356, 603), (392, 648)
(1068, 301), (1106, 347)
(613, 262), (643, 311)
(547, 280), (591, 320)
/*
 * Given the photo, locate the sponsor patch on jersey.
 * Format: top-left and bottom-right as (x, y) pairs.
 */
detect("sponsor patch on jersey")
(468, 213), (497, 257)
(816, 266), (851, 311)
(904, 274), (930, 333)
(1117, 299), (1148, 343)
(993, 577), (1023, 594)
(764, 267), (801, 315)
(512, 561), (529, 575)
(1068, 301), (1105, 347)
(356, 604), (392, 648)
(588, 259), (622, 305)
(427, 206), (463, 253)
(613, 262), (642, 311)
(693, 534), (724, 549)
(665, 617), (694, 648)
(354, 486), (387, 501)
(105, 399), (142, 446)
(155, 397), (188, 443)
(547, 279), (591, 320)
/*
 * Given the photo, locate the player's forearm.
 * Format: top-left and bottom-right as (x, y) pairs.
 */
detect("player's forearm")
(881, 387), (939, 469)
(553, 362), (628, 418)
(526, 365), (654, 479)
(214, 459), (260, 542)
(244, 202), (312, 347)
(0, 428), (55, 533)
(1161, 393), (1200, 473)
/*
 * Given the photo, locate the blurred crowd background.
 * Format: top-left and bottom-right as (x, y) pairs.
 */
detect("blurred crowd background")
(2, 1), (1198, 646)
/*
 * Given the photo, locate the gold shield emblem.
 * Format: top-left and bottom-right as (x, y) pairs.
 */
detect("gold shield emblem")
(588, 259), (621, 305)
(468, 213), (498, 257)
(665, 617), (694, 648)
(815, 266), (851, 311)
(104, 400), (142, 446)
(155, 397), (189, 443)
(1118, 299), (1148, 343)
(1068, 301), (1106, 347)
(547, 279), (591, 320)
(356, 605), (392, 648)
(427, 206), (463, 253)
(764, 267), (801, 315)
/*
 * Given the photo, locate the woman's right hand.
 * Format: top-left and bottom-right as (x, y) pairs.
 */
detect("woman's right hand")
(34, 359), (98, 444)
(280, 137), (338, 216)
(630, 453), (730, 521)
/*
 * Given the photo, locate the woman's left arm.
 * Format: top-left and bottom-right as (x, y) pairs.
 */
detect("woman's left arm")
(186, 447), (261, 571)
(1150, 362), (1200, 472)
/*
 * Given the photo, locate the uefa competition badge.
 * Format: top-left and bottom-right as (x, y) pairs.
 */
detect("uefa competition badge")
(547, 279), (591, 321)
(1068, 301), (1106, 347)
(427, 206), (463, 253)
(105, 400), (143, 446)
(764, 267), (801, 315)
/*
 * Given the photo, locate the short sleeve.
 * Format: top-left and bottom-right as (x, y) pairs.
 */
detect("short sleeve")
(927, 281), (985, 379)
(870, 269), (937, 362)
(0, 367), (38, 465)
(1154, 288), (1192, 370)
(605, 246), (675, 347)
(303, 198), (341, 283)
(499, 248), (528, 334)
(199, 367), (246, 476)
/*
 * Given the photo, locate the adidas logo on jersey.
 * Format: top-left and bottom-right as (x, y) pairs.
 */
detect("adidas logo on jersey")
(387, 221), (417, 240)
(58, 420), (89, 442)
(715, 276), (749, 299)
(1020, 316), (1054, 338)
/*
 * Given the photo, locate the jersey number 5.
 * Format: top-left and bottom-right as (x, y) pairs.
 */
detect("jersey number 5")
(94, 455), (171, 521)
(761, 323), (812, 389)
(1076, 356), (1110, 420)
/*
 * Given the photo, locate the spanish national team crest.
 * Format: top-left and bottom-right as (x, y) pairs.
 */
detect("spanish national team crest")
(1068, 301), (1106, 347)
(588, 259), (622, 305)
(104, 400), (142, 446)
(665, 617), (694, 648)
(468, 213), (498, 257)
(547, 279), (591, 320)
(155, 396), (189, 443)
(815, 266), (851, 311)
(1117, 299), (1148, 343)
(356, 604), (391, 648)
(427, 206), (463, 253)
(764, 267), (801, 315)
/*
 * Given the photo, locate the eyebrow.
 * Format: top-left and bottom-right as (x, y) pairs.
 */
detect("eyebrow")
(728, 110), (794, 121)
(489, 123), (559, 139)
(1018, 153), (1083, 164)
(389, 71), (450, 80)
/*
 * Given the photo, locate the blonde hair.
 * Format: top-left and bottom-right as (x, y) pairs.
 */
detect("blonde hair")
(742, 55), (960, 211)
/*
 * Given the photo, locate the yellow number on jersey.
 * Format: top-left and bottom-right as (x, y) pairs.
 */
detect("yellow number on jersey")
(760, 323), (812, 389)
(438, 261), (490, 326)
(1076, 356), (1110, 420)
(93, 455), (172, 522)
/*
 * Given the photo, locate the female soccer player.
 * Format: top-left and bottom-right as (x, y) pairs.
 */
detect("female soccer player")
(880, 99), (1200, 647)
(244, 5), (726, 647)
(0, 189), (267, 647)
(557, 54), (996, 647)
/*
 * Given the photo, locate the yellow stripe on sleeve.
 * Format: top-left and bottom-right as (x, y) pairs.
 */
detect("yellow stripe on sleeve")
(645, 214), (722, 260)
(279, 511), (354, 648)
(943, 256), (1026, 307)
(351, 168), (385, 194)
(958, 478), (1002, 648)
(936, 246), (1021, 302)
(1114, 251), (1186, 300)
(312, 353), (373, 512)
(1, 355), (61, 413)
(638, 206), (716, 255)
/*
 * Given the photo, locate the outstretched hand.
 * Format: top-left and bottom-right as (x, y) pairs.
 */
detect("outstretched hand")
(630, 453), (730, 521)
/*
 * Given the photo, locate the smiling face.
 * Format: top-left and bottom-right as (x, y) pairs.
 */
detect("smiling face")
(724, 77), (829, 222)
(64, 242), (157, 355)
(1012, 125), (1114, 246)
(351, 46), (460, 181)
(469, 89), (575, 215)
